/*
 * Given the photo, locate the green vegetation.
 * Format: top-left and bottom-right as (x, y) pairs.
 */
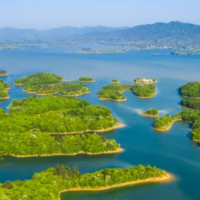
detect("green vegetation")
(111, 79), (120, 83)
(15, 72), (63, 85)
(153, 109), (200, 140)
(180, 82), (200, 98)
(98, 84), (132, 101)
(0, 70), (7, 75)
(0, 79), (10, 98)
(134, 78), (157, 83)
(23, 83), (89, 96)
(4, 96), (119, 134)
(132, 84), (156, 98)
(181, 98), (200, 110)
(0, 165), (167, 200)
(0, 129), (120, 157)
(76, 77), (94, 82)
(141, 108), (159, 117)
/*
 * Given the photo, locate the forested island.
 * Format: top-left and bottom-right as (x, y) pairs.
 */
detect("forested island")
(132, 84), (156, 98)
(74, 77), (95, 83)
(181, 98), (200, 111)
(133, 78), (157, 84)
(98, 84), (131, 102)
(0, 70), (8, 76)
(179, 81), (200, 98)
(111, 79), (120, 84)
(15, 72), (63, 86)
(15, 72), (90, 96)
(141, 108), (159, 118)
(23, 83), (90, 96)
(0, 79), (10, 99)
(0, 165), (171, 200)
(153, 110), (200, 141)
(4, 96), (124, 134)
(0, 129), (122, 157)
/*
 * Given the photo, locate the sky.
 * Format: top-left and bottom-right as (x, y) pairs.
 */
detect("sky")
(0, 0), (200, 29)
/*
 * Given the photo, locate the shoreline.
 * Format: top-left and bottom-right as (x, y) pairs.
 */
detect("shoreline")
(140, 113), (158, 118)
(0, 96), (9, 100)
(63, 91), (90, 97)
(56, 173), (173, 200)
(111, 81), (120, 84)
(181, 105), (200, 111)
(99, 97), (126, 102)
(133, 81), (157, 84)
(46, 123), (125, 135)
(135, 92), (156, 99)
(23, 89), (60, 95)
(7, 147), (124, 158)
(154, 119), (182, 132)
(192, 138), (200, 142)
(15, 83), (25, 86)
(183, 96), (200, 99)
(74, 80), (95, 83)
(0, 74), (8, 76)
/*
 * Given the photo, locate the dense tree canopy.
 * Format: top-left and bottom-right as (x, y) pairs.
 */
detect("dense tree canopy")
(134, 78), (157, 83)
(111, 79), (120, 83)
(142, 108), (159, 117)
(0, 70), (7, 75)
(180, 81), (200, 98)
(0, 165), (167, 200)
(132, 84), (156, 97)
(0, 130), (120, 156)
(0, 79), (10, 98)
(181, 98), (200, 110)
(98, 84), (132, 101)
(15, 72), (63, 85)
(77, 77), (94, 82)
(23, 83), (89, 96)
(3, 96), (118, 134)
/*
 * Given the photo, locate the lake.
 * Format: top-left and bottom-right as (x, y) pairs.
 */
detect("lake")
(0, 45), (200, 200)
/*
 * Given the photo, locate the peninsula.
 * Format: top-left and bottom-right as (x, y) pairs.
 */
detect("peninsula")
(132, 84), (156, 98)
(141, 108), (159, 118)
(0, 70), (8, 76)
(0, 165), (172, 200)
(181, 98), (200, 111)
(179, 81), (200, 98)
(153, 110), (200, 142)
(133, 78), (157, 84)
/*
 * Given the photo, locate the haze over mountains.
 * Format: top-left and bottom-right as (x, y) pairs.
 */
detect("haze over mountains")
(1, 21), (200, 45)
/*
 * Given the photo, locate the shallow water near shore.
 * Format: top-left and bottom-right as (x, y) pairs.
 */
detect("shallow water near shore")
(0, 45), (200, 200)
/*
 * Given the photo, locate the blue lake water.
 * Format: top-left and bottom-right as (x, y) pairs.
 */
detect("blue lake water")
(0, 45), (200, 200)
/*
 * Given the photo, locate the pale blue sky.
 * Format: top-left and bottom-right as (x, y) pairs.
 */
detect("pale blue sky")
(0, 0), (199, 29)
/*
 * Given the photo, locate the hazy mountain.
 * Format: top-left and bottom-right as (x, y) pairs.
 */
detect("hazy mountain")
(0, 22), (200, 45)
(0, 26), (124, 42)
(82, 21), (200, 44)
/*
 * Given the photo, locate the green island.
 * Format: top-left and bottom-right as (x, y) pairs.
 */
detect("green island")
(0, 70), (8, 76)
(179, 81), (200, 98)
(74, 77), (94, 83)
(133, 78), (157, 84)
(0, 79), (10, 99)
(4, 95), (124, 134)
(23, 83), (90, 96)
(0, 129), (122, 157)
(141, 108), (159, 118)
(181, 98), (200, 111)
(153, 110), (200, 141)
(0, 165), (171, 200)
(15, 72), (90, 96)
(132, 84), (156, 98)
(15, 72), (63, 86)
(111, 79), (120, 84)
(98, 84), (132, 102)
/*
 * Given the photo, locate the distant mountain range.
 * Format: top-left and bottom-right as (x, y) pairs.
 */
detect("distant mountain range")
(0, 21), (200, 46)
